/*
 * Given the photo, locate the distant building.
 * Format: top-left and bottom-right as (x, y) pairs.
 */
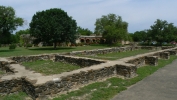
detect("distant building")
(76, 35), (103, 43)
(76, 35), (130, 45)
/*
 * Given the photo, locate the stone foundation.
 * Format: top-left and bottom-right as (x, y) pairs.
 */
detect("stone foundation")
(10, 54), (106, 68)
(0, 78), (22, 95)
(11, 55), (53, 63)
(0, 46), (177, 99)
(160, 52), (170, 59)
(0, 60), (16, 76)
(115, 64), (137, 78)
(69, 46), (162, 56)
(145, 56), (158, 66)
(22, 63), (137, 99)
(167, 50), (177, 55)
(55, 55), (105, 67)
(127, 57), (145, 67)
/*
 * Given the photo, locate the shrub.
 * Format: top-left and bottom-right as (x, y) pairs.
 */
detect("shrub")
(9, 44), (16, 50)
(27, 44), (33, 47)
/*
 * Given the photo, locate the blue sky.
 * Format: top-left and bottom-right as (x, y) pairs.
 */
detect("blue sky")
(1, 0), (177, 33)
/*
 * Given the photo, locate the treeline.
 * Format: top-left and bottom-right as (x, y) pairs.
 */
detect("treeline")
(1, 5), (177, 48)
(131, 19), (177, 45)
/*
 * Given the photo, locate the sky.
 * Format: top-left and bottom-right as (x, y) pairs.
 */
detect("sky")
(1, 0), (177, 33)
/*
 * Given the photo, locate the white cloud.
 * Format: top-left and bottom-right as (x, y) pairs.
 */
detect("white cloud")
(1, 0), (177, 33)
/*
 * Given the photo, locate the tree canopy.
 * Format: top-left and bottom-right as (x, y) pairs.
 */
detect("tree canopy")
(148, 19), (177, 44)
(15, 29), (30, 46)
(0, 5), (24, 44)
(132, 30), (148, 42)
(94, 14), (129, 44)
(29, 8), (77, 49)
(76, 26), (93, 36)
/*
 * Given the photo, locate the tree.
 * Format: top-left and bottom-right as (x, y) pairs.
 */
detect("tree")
(76, 26), (93, 36)
(15, 29), (30, 46)
(29, 8), (77, 49)
(20, 34), (32, 48)
(94, 14), (128, 44)
(0, 6), (24, 44)
(148, 19), (177, 45)
(132, 30), (148, 42)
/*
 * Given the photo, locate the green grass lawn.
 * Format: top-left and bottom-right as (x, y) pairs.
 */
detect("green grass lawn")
(0, 45), (109, 57)
(0, 92), (27, 100)
(0, 70), (5, 75)
(79, 49), (157, 60)
(21, 60), (80, 75)
(52, 55), (177, 100)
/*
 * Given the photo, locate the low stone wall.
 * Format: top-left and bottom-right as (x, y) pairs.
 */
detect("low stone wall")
(0, 61), (15, 75)
(10, 54), (106, 68)
(127, 50), (174, 67)
(115, 64), (137, 78)
(127, 57), (145, 67)
(161, 46), (173, 50)
(141, 46), (156, 50)
(145, 56), (158, 66)
(55, 55), (105, 67)
(159, 52), (170, 59)
(168, 50), (177, 55)
(25, 63), (136, 99)
(0, 46), (176, 99)
(21, 77), (36, 100)
(69, 46), (138, 55)
(68, 46), (167, 56)
(126, 56), (158, 67)
(10, 55), (53, 63)
(0, 78), (22, 95)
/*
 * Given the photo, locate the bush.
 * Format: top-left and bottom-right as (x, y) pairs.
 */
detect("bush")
(27, 44), (33, 47)
(9, 44), (16, 50)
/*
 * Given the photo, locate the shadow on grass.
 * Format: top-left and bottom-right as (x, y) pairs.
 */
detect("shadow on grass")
(0, 50), (16, 52)
(28, 47), (75, 51)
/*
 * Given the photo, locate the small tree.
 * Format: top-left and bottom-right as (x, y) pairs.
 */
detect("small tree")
(76, 26), (93, 36)
(132, 30), (148, 42)
(94, 14), (128, 44)
(30, 8), (77, 49)
(0, 6), (24, 44)
(20, 34), (32, 48)
(15, 29), (30, 45)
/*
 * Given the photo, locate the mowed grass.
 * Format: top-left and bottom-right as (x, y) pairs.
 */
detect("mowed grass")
(0, 92), (27, 100)
(52, 55), (177, 100)
(79, 49), (157, 60)
(0, 70), (4, 75)
(21, 60), (80, 75)
(0, 45), (109, 57)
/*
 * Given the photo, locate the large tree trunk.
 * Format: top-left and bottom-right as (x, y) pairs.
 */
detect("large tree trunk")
(54, 42), (57, 49)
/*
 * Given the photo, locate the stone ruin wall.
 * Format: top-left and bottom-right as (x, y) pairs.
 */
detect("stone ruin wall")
(68, 46), (172, 56)
(126, 50), (176, 68)
(55, 55), (105, 67)
(10, 54), (106, 68)
(24, 63), (137, 99)
(10, 55), (53, 63)
(0, 61), (15, 76)
(69, 46), (139, 55)
(0, 78), (22, 95)
(0, 46), (176, 99)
